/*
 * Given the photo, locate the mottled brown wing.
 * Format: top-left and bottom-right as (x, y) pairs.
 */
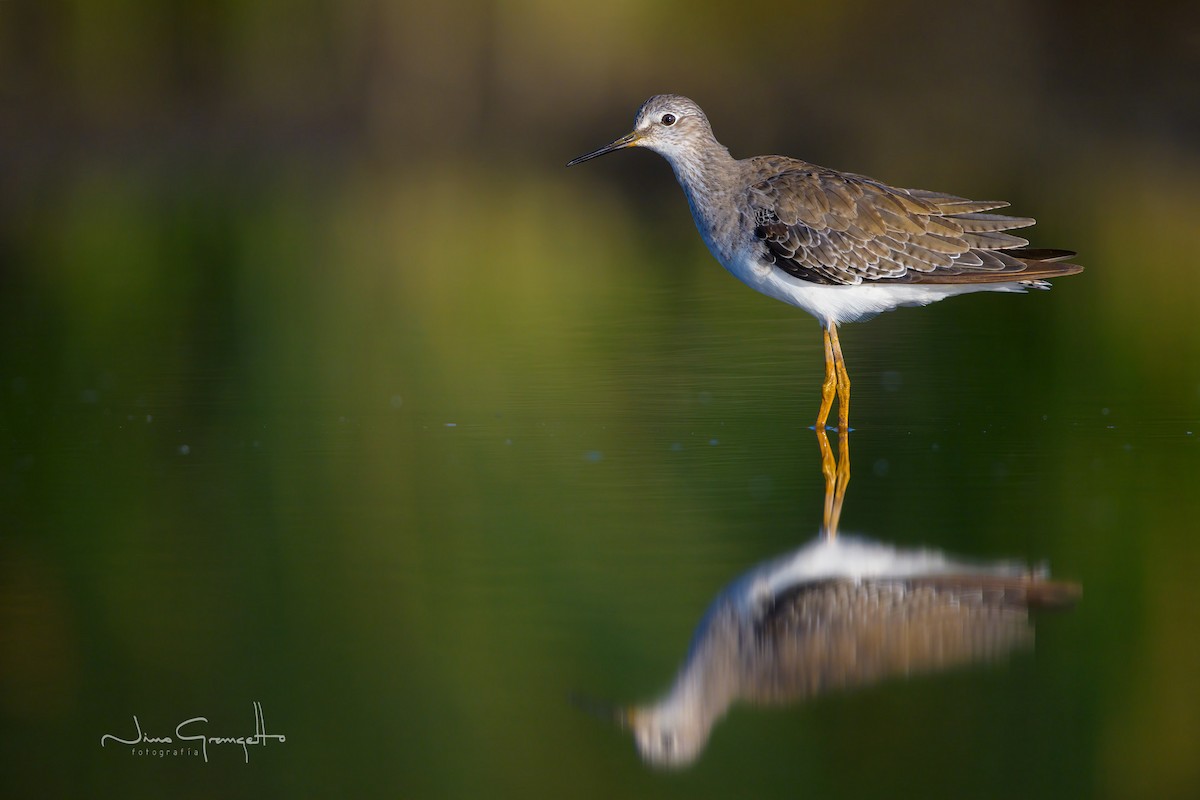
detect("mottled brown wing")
(743, 163), (1081, 285)
(742, 575), (1080, 704)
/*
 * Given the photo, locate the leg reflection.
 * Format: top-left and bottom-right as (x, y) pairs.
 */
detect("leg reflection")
(817, 427), (850, 540)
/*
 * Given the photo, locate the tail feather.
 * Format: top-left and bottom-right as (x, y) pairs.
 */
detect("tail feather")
(896, 248), (1082, 285)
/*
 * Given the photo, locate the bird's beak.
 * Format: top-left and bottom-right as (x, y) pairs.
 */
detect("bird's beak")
(566, 130), (643, 166)
(569, 692), (638, 729)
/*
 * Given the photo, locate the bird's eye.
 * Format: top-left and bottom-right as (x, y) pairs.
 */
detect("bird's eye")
(661, 113), (676, 126)
(660, 732), (675, 753)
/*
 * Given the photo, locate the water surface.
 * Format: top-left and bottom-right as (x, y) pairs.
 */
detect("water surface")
(3, 152), (1199, 800)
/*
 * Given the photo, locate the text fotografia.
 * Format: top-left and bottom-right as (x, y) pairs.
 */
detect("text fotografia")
(100, 701), (285, 763)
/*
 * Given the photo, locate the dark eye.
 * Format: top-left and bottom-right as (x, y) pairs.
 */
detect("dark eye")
(661, 113), (676, 126)
(660, 732), (675, 753)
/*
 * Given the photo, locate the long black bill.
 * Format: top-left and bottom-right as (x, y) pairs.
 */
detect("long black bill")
(568, 692), (635, 729)
(565, 131), (641, 167)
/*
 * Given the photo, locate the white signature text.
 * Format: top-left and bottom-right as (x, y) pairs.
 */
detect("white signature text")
(100, 701), (285, 763)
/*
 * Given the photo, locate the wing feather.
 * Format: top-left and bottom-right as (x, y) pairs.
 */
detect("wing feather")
(743, 160), (1080, 286)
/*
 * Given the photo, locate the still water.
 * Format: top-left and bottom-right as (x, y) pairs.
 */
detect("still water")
(2, 165), (1199, 799)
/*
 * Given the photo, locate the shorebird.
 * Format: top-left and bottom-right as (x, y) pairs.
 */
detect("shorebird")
(579, 535), (1079, 768)
(567, 95), (1082, 430)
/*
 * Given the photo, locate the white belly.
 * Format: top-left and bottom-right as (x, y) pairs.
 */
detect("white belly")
(721, 245), (1036, 328)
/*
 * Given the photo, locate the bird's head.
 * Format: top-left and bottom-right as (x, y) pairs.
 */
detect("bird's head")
(571, 691), (710, 769)
(567, 94), (717, 167)
(626, 705), (708, 768)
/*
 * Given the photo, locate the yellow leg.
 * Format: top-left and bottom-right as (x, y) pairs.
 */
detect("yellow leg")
(828, 324), (851, 432)
(816, 324), (852, 539)
(816, 425), (851, 541)
(816, 327), (837, 429)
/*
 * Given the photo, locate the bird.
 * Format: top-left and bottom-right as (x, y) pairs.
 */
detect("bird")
(576, 535), (1080, 768)
(567, 95), (1082, 431)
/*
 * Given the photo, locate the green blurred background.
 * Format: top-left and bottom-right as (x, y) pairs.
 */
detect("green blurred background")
(2, 0), (1199, 797)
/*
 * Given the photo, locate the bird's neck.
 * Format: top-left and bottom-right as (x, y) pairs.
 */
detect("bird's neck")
(654, 605), (742, 734)
(664, 141), (737, 260)
(666, 140), (735, 208)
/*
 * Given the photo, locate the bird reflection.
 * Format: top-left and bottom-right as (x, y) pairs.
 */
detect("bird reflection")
(817, 427), (850, 539)
(581, 433), (1079, 768)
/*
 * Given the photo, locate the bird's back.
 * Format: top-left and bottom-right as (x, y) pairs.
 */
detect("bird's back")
(732, 155), (1081, 288)
(742, 574), (1080, 704)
